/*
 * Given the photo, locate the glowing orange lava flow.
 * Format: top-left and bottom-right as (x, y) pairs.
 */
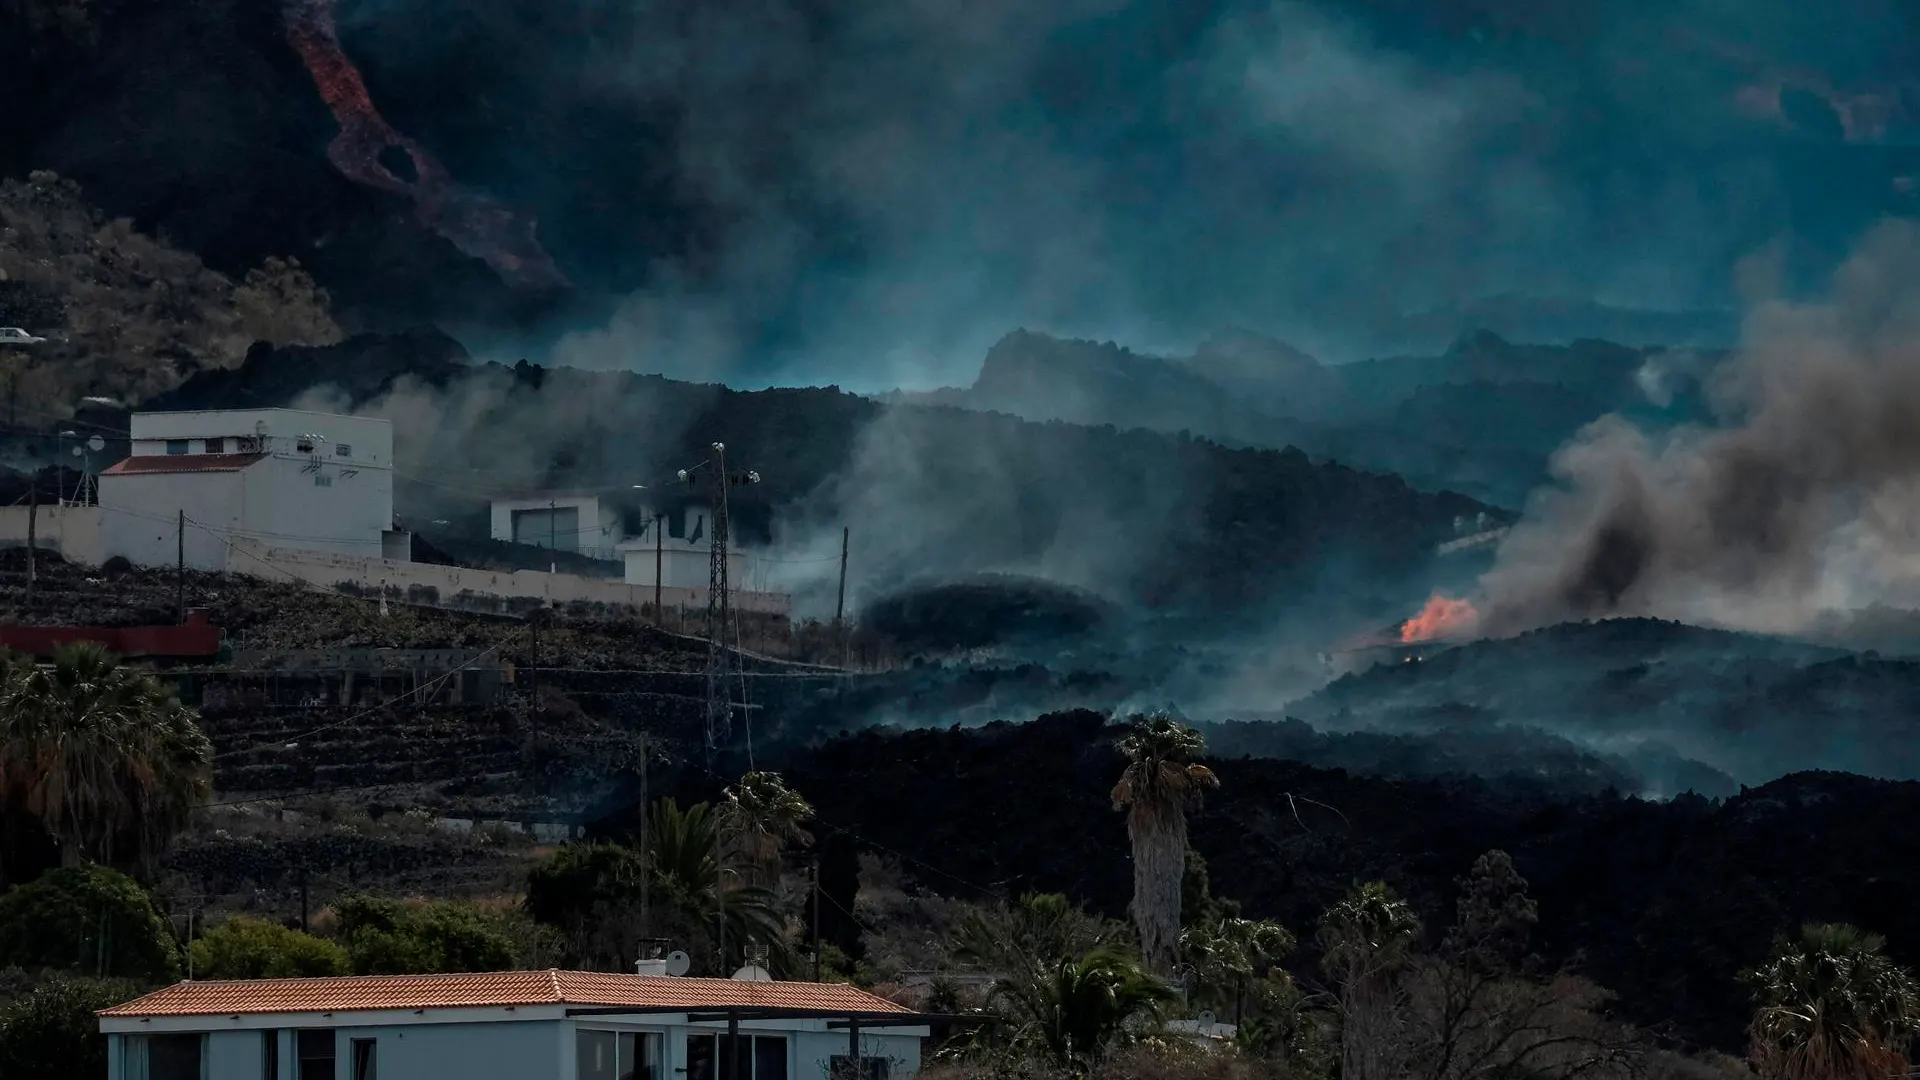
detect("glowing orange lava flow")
(283, 0), (567, 290)
(1400, 594), (1480, 643)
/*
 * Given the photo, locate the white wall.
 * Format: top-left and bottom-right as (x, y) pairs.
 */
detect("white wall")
(330, 1019), (564, 1080)
(622, 546), (749, 590)
(0, 504), (106, 565)
(237, 454), (391, 560)
(99, 471), (245, 572)
(229, 537), (792, 616)
(208, 1029), (265, 1080)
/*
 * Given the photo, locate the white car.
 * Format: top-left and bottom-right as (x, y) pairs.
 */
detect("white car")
(0, 327), (46, 344)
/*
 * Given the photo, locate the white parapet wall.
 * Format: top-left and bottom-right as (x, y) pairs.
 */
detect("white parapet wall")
(0, 504), (108, 566)
(226, 537), (792, 618)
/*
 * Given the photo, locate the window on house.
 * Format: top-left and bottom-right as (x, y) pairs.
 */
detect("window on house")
(165, 440), (188, 455)
(578, 1029), (662, 1080)
(827, 1057), (890, 1080)
(686, 1034), (786, 1080)
(297, 1029), (335, 1080)
(264, 1030), (280, 1080)
(127, 1033), (205, 1080)
(296, 439), (314, 453)
(204, 439), (224, 454)
(336, 443), (352, 458)
(314, 474), (333, 488)
(350, 1039), (376, 1080)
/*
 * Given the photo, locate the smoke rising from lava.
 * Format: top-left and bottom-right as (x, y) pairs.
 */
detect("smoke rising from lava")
(282, 0), (567, 291)
(1475, 221), (1920, 636)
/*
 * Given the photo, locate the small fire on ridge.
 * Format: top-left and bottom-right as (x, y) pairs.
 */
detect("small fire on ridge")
(1400, 594), (1480, 644)
(282, 0), (568, 291)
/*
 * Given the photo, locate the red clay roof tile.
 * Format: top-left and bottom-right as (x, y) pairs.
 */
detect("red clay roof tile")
(97, 970), (914, 1018)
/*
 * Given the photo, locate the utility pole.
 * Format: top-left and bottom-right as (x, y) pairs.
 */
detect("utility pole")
(653, 512), (663, 622)
(24, 478), (35, 602)
(176, 509), (186, 622)
(810, 858), (822, 981)
(677, 444), (760, 762)
(638, 734), (650, 939)
(835, 526), (848, 626)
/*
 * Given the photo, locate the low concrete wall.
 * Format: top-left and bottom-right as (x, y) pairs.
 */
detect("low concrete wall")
(226, 537), (792, 617)
(0, 504), (108, 565)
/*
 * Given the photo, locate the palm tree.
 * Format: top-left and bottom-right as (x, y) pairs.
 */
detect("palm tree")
(644, 797), (791, 975)
(1319, 881), (1422, 1080)
(950, 892), (1125, 980)
(1182, 915), (1295, 1017)
(1745, 922), (1920, 1080)
(0, 643), (212, 873)
(1111, 712), (1218, 975)
(718, 770), (814, 891)
(991, 945), (1176, 1073)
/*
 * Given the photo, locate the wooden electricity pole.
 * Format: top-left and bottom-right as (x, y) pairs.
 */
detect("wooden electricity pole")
(24, 479), (36, 602)
(835, 526), (848, 625)
(654, 512), (664, 622)
(176, 509), (186, 622)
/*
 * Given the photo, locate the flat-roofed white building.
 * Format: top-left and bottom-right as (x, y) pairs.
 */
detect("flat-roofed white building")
(99, 408), (407, 572)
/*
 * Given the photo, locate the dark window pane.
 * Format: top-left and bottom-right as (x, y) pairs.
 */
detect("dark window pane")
(686, 1034), (716, 1080)
(722, 1034), (751, 1080)
(351, 1039), (377, 1080)
(755, 1036), (787, 1080)
(165, 440), (188, 455)
(578, 1030), (616, 1080)
(298, 1029), (336, 1080)
(147, 1034), (202, 1080)
(264, 1030), (280, 1080)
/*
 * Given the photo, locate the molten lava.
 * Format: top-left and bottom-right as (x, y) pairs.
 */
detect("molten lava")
(283, 0), (567, 290)
(1400, 594), (1480, 643)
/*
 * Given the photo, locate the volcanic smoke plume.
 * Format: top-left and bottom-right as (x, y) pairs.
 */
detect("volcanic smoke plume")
(1473, 221), (1920, 636)
(283, 0), (567, 291)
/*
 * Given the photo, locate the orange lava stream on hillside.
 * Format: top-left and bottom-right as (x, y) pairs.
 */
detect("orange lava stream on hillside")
(282, 0), (567, 290)
(1400, 594), (1480, 643)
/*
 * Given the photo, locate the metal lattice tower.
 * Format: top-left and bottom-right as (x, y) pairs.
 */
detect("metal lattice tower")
(678, 443), (760, 758)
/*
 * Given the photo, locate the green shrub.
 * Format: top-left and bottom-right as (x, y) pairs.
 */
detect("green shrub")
(189, 918), (350, 980)
(333, 895), (518, 975)
(0, 865), (178, 981)
(0, 974), (144, 1080)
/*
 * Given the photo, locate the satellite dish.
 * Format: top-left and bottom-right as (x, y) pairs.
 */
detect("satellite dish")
(730, 965), (772, 982)
(1198, 1010), (1217, 1028)
(664, 951), (691, 977)
(69, 446), (82, 457)
(86, 436), (104, 452)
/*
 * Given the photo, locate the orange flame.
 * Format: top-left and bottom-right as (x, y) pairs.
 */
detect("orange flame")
(1400, 594), (1480, 643)
(283, 0), (567, 290)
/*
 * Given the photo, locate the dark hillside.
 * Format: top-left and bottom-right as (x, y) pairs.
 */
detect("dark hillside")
(151, 334), (1497, 619)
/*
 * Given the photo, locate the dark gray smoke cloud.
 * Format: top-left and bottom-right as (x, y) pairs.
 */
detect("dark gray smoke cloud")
(332, 0), (1920, 388)
(1479, 221), (1920, 635)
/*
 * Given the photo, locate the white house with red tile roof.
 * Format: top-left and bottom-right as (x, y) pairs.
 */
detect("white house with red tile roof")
(97, 409), (407, 573)
(98, 970), (933, 1080)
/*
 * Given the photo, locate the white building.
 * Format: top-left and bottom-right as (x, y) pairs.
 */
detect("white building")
(98, 970), (931, 1080)
(489, 491), (626, 562)
(616, 504), (751, 592)
(486, 491), (755, 591)
(99, 408), (406, 572)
